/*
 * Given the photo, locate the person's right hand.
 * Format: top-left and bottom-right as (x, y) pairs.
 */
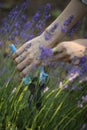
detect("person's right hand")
(52, 39), (87, 63)
(12, 32), (53, 77)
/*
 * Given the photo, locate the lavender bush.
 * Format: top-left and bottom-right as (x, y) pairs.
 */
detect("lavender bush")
(0, 0), (87, 130)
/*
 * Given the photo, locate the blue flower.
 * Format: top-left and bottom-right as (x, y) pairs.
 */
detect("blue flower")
(10, 44), (17, 53)
(23, 75), (32, 85)
(39, 66), (48, 83)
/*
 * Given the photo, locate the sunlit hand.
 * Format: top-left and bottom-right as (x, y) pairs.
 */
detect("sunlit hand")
(13, 38), (87, 77)
(52, 40), (87, 63)
(13, 33), (53, 77)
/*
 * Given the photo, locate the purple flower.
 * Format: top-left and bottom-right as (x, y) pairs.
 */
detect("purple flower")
(0, 28), (6, 34)
(51, 62), (57, 68)
(44, 14), (51, 20)
(36, 21), (43, 30)
(20, 32), (26, 39)
(0, 41), (3, 46)
(8, 6), (19, 19)
(12, 30), (19, 36)
(61, 26), (67, 33)
(14, 22), (19, 28)
(6, 24), (10, 32)
(77, 100), (83, 108)
(36, 20), (45, 31)
(21, 0), (30, 10)
(15, 38), (19, 44)
(80, 63), (87, 74)
(24, 21), (32, 30)
(82, 95), (87, 103)
(26, 34), (34, 41)
(64, 15), (74, 26)
(67, 66), (80, 82)
(63, 84), (69, 89)
(50, 23), (59, 33)
(33, 12), (40, 21)
(68, 21), (81, 36)
(21, 15), (26, 21)
(80, 124), (87, 130)
(43, 3), (51, 20)
(39, 46), (53, 62)
(25, 42), (32, 49)
(24, 43), (32, 51)
(44, 31), (52, 40)
(13, 11), (19, 16)
(45, 3), (51, 11)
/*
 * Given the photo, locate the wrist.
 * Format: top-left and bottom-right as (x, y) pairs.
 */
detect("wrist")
(73, 39), (87, 48)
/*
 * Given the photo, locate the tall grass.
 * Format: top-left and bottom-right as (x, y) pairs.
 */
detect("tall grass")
(0, 56), (87, 130)
(0, 1), (87, 130)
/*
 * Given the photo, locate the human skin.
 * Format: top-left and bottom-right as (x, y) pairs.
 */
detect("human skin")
(13, 0), (87, 77)
(52, 39), (87, 62)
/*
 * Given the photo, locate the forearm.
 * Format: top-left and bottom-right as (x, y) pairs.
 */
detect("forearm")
(42, 0), (87, 47)
(74, 39), (87, 48)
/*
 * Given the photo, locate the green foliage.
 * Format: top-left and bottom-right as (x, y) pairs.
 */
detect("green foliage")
(0, 56), (87, 130)
(51, 10), (61, 18)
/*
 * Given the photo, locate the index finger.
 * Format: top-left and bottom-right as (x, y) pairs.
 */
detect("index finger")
(12, 41), (31, 59)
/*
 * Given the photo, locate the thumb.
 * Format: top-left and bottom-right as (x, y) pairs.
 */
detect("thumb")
(52, 43), (65, 54)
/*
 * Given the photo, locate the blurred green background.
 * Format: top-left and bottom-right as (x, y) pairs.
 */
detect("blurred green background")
(0, 0), (87, 38)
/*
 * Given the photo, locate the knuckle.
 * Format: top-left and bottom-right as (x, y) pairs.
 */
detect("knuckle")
(20, 71), (26, 77)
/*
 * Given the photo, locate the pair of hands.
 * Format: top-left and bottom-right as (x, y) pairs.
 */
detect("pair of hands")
(13, 35), (86, 77)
